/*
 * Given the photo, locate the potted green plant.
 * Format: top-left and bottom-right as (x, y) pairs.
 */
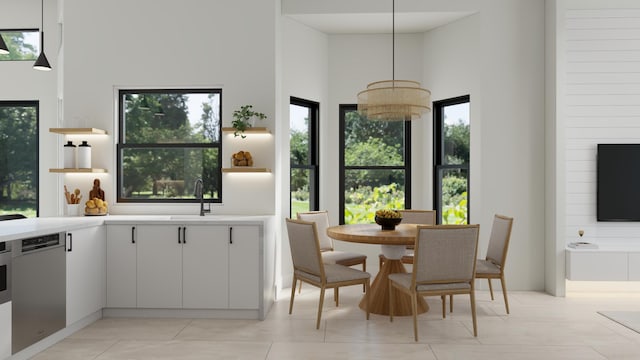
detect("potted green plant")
(231, 105), (267, 138)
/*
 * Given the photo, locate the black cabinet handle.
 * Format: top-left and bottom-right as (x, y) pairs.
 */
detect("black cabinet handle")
(229, 226), (233, 244)
(182, 226), (187, 244)
(67, 233), (73, 252)
(131, 226), (136, 244)
(178, 226), (182, 244)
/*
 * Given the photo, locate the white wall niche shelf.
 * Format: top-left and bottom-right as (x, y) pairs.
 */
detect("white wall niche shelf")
(49, 128), (108, 135)
(222, 167), (271, 173)
(49, 168), (107, 173)
(222, 127), (270, 134)
(50, 127), (109, 173)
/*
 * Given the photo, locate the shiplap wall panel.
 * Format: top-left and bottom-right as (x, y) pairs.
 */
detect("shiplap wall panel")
(565, 6), (640, 246)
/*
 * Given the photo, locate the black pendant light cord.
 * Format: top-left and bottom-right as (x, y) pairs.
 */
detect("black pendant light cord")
(392, 0), (395, 86)
(40, 0), (44, 48)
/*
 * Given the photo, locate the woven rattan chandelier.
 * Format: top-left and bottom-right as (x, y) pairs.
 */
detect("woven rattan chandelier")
(357, 0), (431, 121)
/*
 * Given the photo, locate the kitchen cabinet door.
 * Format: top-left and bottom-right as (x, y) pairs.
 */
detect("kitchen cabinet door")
(0, 301), (9, 359)
(228, 225), (260, 309)
(106, 225), (137, 308)
(182, 225), (229, 309)
(66, 225), (106, 325)
(136, 225), (182, 308)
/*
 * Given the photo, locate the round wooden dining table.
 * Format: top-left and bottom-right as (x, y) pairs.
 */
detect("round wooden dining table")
(326, 223), (428, 316)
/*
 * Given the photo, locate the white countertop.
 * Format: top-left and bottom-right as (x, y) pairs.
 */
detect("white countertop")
(0, 215), (273, 242)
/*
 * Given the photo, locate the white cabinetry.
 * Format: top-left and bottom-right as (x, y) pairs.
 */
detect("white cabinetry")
(137, 224), (228, 308)
(136, 225), (183, 308)
(566, 247), (640, 281)
(182, 226), (228, 309)
(106, 223), (264, 312)
(106, 225), (137, 308)
(66, 226), (106, 325)
(0, 302), (10, 360)
(228, 225), (260, 309)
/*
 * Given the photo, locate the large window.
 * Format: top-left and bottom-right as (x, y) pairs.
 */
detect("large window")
(290, 97), (319, 216)
(433, 95), (470, 224)
(0, 101), (38, 217)
(118, 89), (222, 203)
(0, 30), (39, 61)
(339, 104), (411, 224)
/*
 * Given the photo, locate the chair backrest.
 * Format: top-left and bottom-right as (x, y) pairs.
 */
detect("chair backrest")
(398, 210), (436, 225)
(285, 218), (324, 279)
(297, 211), (334, 251)
(413, 224), (480, 285)
(485, 214), (514, 268)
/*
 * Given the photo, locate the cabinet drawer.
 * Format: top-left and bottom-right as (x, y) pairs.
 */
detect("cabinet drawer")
(566, 251), (628, 281)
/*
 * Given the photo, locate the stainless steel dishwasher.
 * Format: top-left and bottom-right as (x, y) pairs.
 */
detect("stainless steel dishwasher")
(12, 232), (66, 354)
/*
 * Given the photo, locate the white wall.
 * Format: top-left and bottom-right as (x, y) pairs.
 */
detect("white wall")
(326, 33), (426, 273)
(281, 0), (546, 291)
(279, 16), (329, 290)
(61, 0), (277, 215)
(423, 0), (546, 291)
(0, 0), (59, 217)
(556, 0), (640, 292)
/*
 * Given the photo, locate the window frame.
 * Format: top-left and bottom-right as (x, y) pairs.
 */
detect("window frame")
(117, 88), (222, 204)
(0, 100), (39, 217)
(0, 29), (40, 61)
(289, 96), (320, 216)
(433, 95), (470, 224)
(339, 104), (411, 224)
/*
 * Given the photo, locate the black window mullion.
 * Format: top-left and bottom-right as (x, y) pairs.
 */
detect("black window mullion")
(339, 104), (410, 224)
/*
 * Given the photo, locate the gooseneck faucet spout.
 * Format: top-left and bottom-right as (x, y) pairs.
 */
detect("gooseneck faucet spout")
(194, 178), (211, 216)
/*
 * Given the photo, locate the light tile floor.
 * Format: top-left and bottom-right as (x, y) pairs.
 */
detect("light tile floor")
(32, 288), (640, 359)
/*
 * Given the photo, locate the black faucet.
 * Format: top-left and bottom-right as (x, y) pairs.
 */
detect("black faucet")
(194, 178), (211, 216)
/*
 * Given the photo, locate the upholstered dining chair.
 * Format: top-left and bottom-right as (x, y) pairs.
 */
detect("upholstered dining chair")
(476, 214), (514, 313)
(379, 209), (436, 267)
(297, 211), (367, 295)
(285, 218), (371, 329)
(448, 214), (514, 315)
(389, 224), (480, 341)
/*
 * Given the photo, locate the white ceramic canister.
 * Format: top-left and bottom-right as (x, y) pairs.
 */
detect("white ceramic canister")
(77, 141), (92, 168)
(63, 141), (76, 168)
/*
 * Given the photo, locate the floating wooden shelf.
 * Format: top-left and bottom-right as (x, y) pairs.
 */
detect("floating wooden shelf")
(222, 127), (270, 134)
(49, 128), (108, 135)
(49, 168), (108, 173)
(222, 167), (271, 173)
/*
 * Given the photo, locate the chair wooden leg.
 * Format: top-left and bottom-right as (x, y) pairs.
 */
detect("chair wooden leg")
(388, 281), (395, 322)
(298, 279), (302, 293)
(379, 255), (384, 269)
(411, 292), (419, 342)
(362, 260), (367, 292)
(365, 280), (371, 320)
(317, 287), (325, 329)
(500, 275), (510, 314)
(450, 294), (453, 313)
(470, 290), (478, 337)
(289, 276), (297, 314)
(441, 295), (446, 318)
(335, 287), (340, 307)
(487, 278), (494, 300)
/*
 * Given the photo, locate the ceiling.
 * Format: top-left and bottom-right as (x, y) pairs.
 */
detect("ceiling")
(285, 11), (475, 34)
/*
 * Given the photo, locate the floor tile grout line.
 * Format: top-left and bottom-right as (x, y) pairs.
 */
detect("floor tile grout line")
(172, 318), (196, 340)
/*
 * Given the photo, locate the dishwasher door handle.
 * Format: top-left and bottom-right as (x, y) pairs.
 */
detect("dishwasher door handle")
(67, 233), (73, 252)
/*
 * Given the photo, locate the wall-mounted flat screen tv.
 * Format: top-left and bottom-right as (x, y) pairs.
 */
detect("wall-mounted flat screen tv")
(597, 144), (640, 221)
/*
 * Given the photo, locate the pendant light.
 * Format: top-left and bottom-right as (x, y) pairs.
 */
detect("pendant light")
(33, 0), (52, 71)
(0, 35), (9, 55)
(357, 0), (430, 121)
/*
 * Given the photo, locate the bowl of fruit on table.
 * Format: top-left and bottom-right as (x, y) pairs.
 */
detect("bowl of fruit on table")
(374, 209), (402, 230)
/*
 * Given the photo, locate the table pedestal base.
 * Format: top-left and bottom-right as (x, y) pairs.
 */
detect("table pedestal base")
(359, 259), (428, 316)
